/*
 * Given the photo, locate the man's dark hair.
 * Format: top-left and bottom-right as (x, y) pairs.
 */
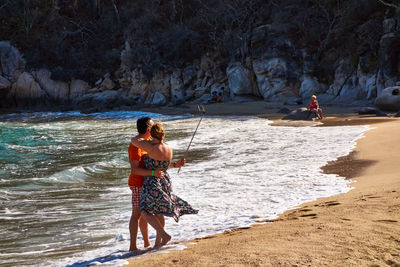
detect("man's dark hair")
(137, 117), (152, 134)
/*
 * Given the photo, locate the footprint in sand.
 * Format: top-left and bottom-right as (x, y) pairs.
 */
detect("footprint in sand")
(373, 219), (398, 223)
(299, 208), (313, 212)
(299, 213), (318, 218)
(324, 201), (341, 206)
(363, 194), (383, 199)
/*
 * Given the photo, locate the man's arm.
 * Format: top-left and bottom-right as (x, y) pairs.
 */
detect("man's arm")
(130, 160), (164, 178)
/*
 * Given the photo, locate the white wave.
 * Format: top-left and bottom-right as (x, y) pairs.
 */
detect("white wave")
(0, 115), (369, 267)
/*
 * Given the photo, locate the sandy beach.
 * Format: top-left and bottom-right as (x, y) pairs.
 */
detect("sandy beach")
(125, 102), (400, 266)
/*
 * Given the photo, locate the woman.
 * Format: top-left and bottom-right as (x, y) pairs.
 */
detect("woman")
(306, 95), (323, 119)
(131, 122), (198, 246)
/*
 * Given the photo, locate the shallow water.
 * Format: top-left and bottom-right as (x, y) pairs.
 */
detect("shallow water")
(0, 111), (368, 266)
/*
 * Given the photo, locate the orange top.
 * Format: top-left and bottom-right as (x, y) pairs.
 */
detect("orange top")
(128, 142), (148, 187)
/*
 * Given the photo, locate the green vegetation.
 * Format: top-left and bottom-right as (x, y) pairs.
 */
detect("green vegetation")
(0, 0), (395, 85)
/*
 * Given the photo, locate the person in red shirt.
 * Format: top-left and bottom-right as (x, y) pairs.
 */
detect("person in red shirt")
(306, 95), (323, 119)
(128, 117), (165, 251)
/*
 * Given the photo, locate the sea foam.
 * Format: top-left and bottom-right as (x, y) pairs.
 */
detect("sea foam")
(0, 113), (368, 266)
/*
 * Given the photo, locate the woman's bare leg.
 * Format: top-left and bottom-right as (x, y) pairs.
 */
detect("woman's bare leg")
(141, 211), (171, 247)
(154, 215), (165, 246)
(318, 108), (323, 119)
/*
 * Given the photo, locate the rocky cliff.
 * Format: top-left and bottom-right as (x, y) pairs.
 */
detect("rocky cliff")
(1, 0), (400, 112)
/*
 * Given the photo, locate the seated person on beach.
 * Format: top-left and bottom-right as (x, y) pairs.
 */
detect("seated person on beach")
(306, 95), (323, 119)
(208, 91), (218, 103)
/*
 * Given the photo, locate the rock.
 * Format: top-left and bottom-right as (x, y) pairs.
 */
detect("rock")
(395, 111), (400, 117)
(10, 72), (45, 98)
(70, 79), (90, 99)
(383, 18), (396, 34)
(9, 72), (49, 108)
(95, 78), (102, 86)
(199, 76), (207, 88)
(277, 107), (291, 114)
(148, 71), (170, 96)
(282, 107), (316, 120)
(0, 75), (11, 105)
(32, 69), (69, 101)
(72, 94), (94, 110)
(363, 74), (377, 100)
(119, 71), (132, 89)
(200, 53), (213, 72)
(113, 89), (138, 107)
(120, 41), (134, 72)
(329, 58), (371, 102)
(358, 107), (386, 116)
(204, 75), (215, 89)
(145, 91), (167, 105)
(194, 87), (208, 98)
(252, 58), (298, 101)
(358, 107), (379, 115)
(299, 75), (321, 99)
(184, 89), (195, 101)
(0, 41), (26, 82)
(226, 62), (254, 99)
(125, 68), (149, 95)
(0, 75), (11, 89)
(284, 97), (302, 105)
(75, 90), (120, 111)
(327, 59), (355, 97)
(379, 32), (400, 80)
(100, 74), (115, 90)
(87, 87), (101, 94)
(196, 69), (204, 82)
(313, 93), (337, 104)
(170, 70), (185, 105)
(192, 93), (211, 104)
(374, 86), (400, 111)
(375, 109), (388, 117)
(183, 65), (197, 85)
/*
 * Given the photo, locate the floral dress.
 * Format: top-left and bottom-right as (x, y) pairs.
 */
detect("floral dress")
(140, 155), (198, 222)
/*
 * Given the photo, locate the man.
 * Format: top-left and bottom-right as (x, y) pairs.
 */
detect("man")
(128, 117), (186, 250)
(128, 117), (163, 251)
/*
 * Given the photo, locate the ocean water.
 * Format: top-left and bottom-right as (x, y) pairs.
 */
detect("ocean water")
(0, 111), (368, 266)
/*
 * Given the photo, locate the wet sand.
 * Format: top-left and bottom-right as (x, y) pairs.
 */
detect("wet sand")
(125, 101), (400, 266)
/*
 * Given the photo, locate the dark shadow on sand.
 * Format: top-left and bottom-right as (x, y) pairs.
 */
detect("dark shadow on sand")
(66, 249), (150, 267)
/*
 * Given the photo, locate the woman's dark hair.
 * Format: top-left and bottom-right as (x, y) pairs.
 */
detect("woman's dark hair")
(137, 117), (152, 134)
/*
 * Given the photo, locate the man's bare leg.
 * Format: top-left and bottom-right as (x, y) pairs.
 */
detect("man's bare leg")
(139, 216), (150, 248)
(129, 207), (141, 251)
(141, 211), (171, 247)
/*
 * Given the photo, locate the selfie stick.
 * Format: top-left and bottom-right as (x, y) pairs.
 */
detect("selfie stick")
(178, 105), (206, 173)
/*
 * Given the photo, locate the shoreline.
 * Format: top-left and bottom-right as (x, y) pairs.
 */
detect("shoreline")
(124, 102), (400, 266)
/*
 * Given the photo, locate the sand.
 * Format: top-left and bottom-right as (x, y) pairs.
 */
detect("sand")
(125, 102), (400, 266)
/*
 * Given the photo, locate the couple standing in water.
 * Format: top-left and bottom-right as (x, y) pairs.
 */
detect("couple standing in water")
(128, 117), (198, 250)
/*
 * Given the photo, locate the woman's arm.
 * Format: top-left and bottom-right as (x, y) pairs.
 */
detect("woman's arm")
(131, 137), (154, 152)
(170, 157), (185, 168)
